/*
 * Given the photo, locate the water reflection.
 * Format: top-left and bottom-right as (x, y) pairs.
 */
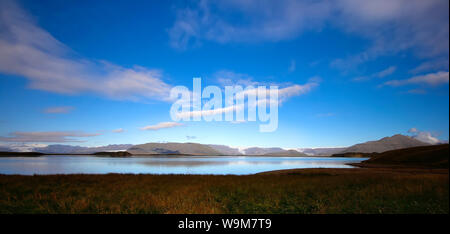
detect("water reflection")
(0, 155), (368, 175)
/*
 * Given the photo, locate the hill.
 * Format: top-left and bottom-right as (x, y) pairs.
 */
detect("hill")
(207, 144), (242, 155)
(358, 144), (449, 168)
(263, 150), (308, 157)
(242, 147), (285, 155)
(341, 134), (429, 153)
(296, 147), (346, 156)
(127, 142), (223, 155)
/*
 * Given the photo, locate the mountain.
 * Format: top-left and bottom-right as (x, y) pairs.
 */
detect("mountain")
(0, 143), (48, 152)
(127, 142), (223, 155)
(264, 150), (308, 156)
(341, 134), (430, 153)
(34, 144), (133, 154)
(209, 145), (312, 156)
(296, 147), (346, 156)
(241, 147), (285, 155)
(359, 144), (449, 168)
(207, 144), (242, 155)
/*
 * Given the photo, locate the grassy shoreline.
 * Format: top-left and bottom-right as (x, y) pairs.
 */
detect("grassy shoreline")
(0, 166), (447, 214)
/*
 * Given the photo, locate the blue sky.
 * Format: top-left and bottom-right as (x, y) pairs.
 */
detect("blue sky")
(0, 0), (448, 148)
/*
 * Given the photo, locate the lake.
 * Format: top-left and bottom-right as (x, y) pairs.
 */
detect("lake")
(0, 155), (368, 175)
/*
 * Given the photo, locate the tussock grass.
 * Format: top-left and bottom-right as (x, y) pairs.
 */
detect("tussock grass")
(0, 169), (448, 214)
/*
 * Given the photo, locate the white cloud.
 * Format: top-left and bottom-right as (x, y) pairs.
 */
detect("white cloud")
(175, 77), (319, 119)
(112, 128), (125, 133)
(0, 131), (101, 143)
(413, 132), (441, 144)
(176, 104), (244, 119)
(0, 1), (172, 101)
(43, 106), (74, 114)
(278, 80), (319, 102)
(408, 128), (442, 144)
(384, 71), (449, 87)
(141, 122), (184, 131)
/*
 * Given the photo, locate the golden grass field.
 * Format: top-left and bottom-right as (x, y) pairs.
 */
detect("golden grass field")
(0, 167), (448, 214)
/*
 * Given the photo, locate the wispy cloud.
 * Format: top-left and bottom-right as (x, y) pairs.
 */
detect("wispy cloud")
(168, 0), (449, 69)
(405, 89), (427, 95)
(374, 66), (396, 78)
(0, 1), (172, 102)
(215, 70), (258, 87)
(0, 131), (101, 143)
(176, 105), (243, 119)
(289, 60), (296, 72)
(175, 76), (319, 119)
(384, 71), (449, 87)
(353, 66), (396, 82)
(141, 122), (184, 131)
(112, 128), (125, 133)
(43, 106), (74, 114)
(168, 0), (331, 49)
(409, 59), (449, 74)
(331, 0), (448, 70)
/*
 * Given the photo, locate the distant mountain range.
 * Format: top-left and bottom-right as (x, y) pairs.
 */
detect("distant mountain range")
(296, 147), (346, 156)
(127, 143), (222, 155)
(263, 150), (308, 157)
(33, 144), (133, 154)
(0, 134), (439, 156)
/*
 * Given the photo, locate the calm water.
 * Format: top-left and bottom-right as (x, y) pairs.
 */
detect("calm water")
(0, 155), (368, 175)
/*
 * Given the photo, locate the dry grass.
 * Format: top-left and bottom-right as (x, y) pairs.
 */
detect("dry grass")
(0, 168), (448, 214)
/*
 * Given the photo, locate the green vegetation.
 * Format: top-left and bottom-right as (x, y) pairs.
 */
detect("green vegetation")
(0, 168), (447, 214)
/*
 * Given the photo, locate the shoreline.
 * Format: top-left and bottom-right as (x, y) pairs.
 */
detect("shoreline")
(0, 163), (446, 177)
